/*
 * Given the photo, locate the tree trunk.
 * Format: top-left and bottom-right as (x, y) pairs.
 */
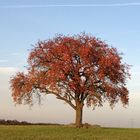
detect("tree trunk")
(75, 101), (83, 128)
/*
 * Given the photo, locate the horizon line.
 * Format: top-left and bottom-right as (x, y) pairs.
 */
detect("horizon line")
(1, 3), (140, 8)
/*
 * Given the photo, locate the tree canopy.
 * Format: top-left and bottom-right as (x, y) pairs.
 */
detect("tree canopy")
(10, 33), (130, 127)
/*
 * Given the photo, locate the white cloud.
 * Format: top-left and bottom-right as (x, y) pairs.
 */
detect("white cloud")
(0, 59), (8, 63)
(11, 52), (20, 56)
(0, 3), (140, 8)
(136, 48), (140, 52)
(0, 67), (18, 73)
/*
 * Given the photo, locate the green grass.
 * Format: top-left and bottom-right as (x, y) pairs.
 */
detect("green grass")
(0, 125), (140, 140)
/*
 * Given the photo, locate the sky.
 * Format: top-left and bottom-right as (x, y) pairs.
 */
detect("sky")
(0, 0), (140, 128)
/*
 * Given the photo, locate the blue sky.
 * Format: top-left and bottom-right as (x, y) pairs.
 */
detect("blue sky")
(0, 0), (140, 127)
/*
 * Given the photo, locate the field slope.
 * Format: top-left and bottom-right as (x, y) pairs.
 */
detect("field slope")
(0, 125), (140, 140)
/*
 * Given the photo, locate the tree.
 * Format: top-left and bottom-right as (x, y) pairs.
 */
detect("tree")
(10, 33), (130, 128)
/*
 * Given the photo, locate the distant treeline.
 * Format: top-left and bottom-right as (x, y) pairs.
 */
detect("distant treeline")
(0, 119), (63, 125)
(0, 119), (31, 125)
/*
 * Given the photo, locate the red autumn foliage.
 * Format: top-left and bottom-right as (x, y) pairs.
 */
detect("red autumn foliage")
(10, 33), (130, 127)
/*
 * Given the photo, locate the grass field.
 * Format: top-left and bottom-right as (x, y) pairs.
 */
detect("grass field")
(0, 125), (140, 140)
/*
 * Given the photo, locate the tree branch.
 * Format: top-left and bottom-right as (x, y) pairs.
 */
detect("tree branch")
(45, 88), (76, 110)
(56, 94), (76, 110)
